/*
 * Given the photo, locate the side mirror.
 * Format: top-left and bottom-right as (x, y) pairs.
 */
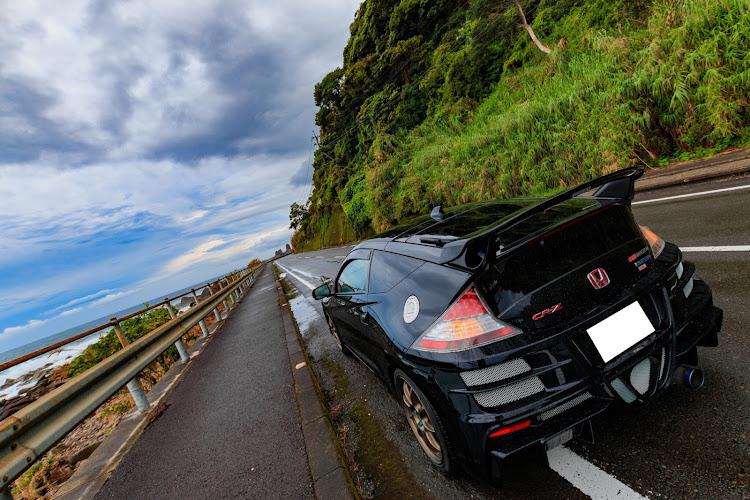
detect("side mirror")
(312, 283), (332, 300)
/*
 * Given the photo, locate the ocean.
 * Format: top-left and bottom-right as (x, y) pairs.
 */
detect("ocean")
(0, 273), (228, 399)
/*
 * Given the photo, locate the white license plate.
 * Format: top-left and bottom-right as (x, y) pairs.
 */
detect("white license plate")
(587, 302), (655, 363)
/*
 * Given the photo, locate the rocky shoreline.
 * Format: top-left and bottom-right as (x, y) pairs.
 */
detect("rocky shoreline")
(0, 364), (68, 421)
(1, 303), (222, 498)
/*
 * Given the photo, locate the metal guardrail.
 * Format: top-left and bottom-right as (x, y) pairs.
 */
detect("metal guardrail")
(0, 265), (263, 496)
(0, 270), (247, 373)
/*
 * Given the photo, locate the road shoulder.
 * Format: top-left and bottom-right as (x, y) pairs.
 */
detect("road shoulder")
(273, 267), (358, 500)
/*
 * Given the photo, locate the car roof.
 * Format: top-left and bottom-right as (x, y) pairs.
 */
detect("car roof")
(353, 167), (645, 267)
(352, 198), (541, 260)
(375, 198), (540, 241)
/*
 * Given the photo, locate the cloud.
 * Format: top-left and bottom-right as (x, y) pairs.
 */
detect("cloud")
(2, 306), (84, 339)
(58, 307), (83, 317)
(290, 156), (314, 188)
(0, 0), (360, 164)
(162, 239), (228, 275)
(47, 289), (114, 314)
(89, 289), (140, 307)
(1, 319), (50, 338)
(0, 0), (361, 351)
(159, 225), (290, 277)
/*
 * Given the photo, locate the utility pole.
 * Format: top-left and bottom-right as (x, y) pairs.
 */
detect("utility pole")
(312, 132), (331, 161)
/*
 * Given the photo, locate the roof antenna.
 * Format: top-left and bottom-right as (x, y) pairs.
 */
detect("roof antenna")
(431, 205), (445, 222)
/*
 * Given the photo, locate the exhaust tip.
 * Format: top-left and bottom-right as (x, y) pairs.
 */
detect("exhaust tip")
(683, 367), (704, 390)
(674, 365), (704, 390)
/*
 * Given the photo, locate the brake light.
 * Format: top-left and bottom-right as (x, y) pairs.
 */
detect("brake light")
(413, 287), (521, 352)
(488, 419), (531, 438)
(639, 226), (665, 259)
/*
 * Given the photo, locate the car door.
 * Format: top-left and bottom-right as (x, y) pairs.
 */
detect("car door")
(329, 250), (372, 364)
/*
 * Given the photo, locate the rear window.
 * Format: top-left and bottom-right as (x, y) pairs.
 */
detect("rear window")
(368, 251), (423, 294)
(376, 199), (539, 241)
(416, 200), (533, 238)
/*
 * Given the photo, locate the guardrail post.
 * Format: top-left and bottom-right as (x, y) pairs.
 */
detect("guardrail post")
(208, 283), (222, 322)
(165, 299), (190, 361)
(218, 280), (231, 311)
(192, 289), (210, 337)
(112, 318), (150, 412)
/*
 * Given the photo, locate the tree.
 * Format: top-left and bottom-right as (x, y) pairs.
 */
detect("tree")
(511, 0), (551, 54)
(289, 202), (310, 230)
(247, 258), (262, 269)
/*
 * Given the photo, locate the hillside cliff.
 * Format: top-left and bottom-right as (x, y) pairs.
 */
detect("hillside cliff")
(292, 0), (750, 251)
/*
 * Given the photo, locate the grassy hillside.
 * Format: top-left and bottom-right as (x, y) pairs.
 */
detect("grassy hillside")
(293, 0), (749, 248)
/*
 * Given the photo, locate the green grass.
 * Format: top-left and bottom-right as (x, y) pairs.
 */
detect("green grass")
(294, 203), (364, 252)
(298, 0), (750, 244)
(318, 356), (433, 499)
(364, 0), (750, 230)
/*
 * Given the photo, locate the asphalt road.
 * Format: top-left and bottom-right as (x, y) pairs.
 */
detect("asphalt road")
(277, 175), (750, 499)
(96, 268), (314, 500)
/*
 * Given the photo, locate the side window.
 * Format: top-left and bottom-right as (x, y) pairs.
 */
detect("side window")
(368, 251), (423, 294)
(336, 259), (370, 294)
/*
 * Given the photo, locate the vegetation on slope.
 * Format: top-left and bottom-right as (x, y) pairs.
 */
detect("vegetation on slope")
(293, 0), (749, 247)
(67, 307), (174, 378)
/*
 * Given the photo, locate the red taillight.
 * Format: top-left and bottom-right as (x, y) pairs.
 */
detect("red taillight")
(442, 288), (486, 320)
(640, 225), (665, 259)
(413, 287), (522, 352)
(488, 419), (531, 439)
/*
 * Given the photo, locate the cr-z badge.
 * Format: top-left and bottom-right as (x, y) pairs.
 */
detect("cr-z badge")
(533, 303), (562, 321)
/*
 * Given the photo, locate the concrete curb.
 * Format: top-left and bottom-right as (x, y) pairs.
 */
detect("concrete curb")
(53, 280), (256, 500)
(635, 148), (750, 192)
(273, 270), (359, 500)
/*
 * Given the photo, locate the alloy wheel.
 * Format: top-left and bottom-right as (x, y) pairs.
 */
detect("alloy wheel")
(328, 316), (343, 350)
(400, 377), (443, 465)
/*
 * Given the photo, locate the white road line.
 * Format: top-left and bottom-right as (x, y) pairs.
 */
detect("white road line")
(334, 255), (346, 258)
(633, 183), (750, 205)
(287, 267), (321, 279)
(275, 263), (316, 290)
(681, 245), (750, 252)
(548, 447), (647, 500)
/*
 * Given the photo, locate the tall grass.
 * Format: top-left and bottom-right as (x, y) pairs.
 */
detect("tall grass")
(361, 0), (750, 230)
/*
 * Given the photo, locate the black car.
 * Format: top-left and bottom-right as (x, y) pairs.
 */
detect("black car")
(311, 168), (722, 483)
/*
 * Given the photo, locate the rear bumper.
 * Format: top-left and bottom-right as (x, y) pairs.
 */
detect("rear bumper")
(424, 249), (722, 482)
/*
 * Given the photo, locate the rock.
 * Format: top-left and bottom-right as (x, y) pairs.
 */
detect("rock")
(48, 461), (75, 485)
(67, 441), (102, 465)
(178, 296), (196, 309)
(0, 394), (35, 420)
(1, 377), (19, 390)
(23, 375), (51, 399)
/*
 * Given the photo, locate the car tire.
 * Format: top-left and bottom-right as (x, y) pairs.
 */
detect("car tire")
(326, 314), (352, 356)
(393, 369), (456, 475)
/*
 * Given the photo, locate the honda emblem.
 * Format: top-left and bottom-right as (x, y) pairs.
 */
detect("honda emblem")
(587, 268), (610, 289)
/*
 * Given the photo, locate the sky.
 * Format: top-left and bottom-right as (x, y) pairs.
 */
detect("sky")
(0, 0), (362, 354)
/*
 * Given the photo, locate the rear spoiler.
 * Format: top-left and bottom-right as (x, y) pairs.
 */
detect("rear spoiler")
(438, 167), (644, 268)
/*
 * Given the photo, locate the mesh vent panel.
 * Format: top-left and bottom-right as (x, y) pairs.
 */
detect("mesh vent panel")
(630, 359), (651, 395)
(460, 358), (531, 387)
(611, 377), (637, 403)
(658, 348), (666, 381)
(473, 377), (545, 408)
(539, 392), (593, 421)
